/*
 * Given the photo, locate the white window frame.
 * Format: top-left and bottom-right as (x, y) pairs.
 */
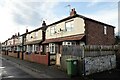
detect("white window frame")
(62, 41), (72, 46)
(34, 31), (38, 39)
(40, 45), (43, 52)
(27, 34), (30, 41)
(104, 26), (107, 35)
(32, 45), (35, 52)
(49, 43), (56, 54)
(23, 46), (26, 51)
(17, 46), (20, 51)
(26, 45), (29, 52)
(65, 20), (74, 32)
(50, 26), (56, 36)
(19, 36), (22, 44)
(34, 44), (40, 52)
(27, 45), (32, 52)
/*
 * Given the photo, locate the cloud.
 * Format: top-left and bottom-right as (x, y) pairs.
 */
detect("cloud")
(0, 0), (118, 42)
(0, 0), (60, 42)
(82, 8), (118, 33)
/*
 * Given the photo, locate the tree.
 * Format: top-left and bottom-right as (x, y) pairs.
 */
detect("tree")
(115, 36), (120, 44)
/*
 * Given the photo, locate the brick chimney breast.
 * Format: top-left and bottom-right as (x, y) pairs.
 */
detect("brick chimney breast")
(70, 8), (77, 16)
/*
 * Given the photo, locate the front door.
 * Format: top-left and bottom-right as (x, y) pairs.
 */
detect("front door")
(56, 44), (62, 66)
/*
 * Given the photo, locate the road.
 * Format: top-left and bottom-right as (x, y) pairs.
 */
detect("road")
(0, 57), (35, 79)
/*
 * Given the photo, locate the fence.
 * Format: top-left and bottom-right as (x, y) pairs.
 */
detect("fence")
(62, 45), (118, 56)
(61, 45), (117, 75)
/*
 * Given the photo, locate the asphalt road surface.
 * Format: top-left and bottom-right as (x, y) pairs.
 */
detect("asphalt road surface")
(0, 56), (34, 79)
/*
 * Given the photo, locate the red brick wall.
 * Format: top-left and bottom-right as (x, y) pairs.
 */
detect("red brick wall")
(19, 52), (22, 59)
(8, 52), (18, 58)
(1, 51), (6, 55)
(85, 19), (115, 45)
(24, 52), (50, 65)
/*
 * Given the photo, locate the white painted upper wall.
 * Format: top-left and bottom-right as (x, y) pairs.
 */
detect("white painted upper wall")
(26, 30), (42, 42)
(15, 36), (22, 45)
(46, 17), (85, 39)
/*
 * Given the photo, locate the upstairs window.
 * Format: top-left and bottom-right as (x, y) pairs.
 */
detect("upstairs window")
(50, 26), (56, 35)
(27, 34), (30, 41)
(104, 26), (107, 35)
(34, 31), (38, 39)
(65, 20), (74, 32)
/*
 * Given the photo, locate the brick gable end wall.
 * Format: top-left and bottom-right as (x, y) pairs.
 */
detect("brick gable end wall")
(85, 19), (115, 45)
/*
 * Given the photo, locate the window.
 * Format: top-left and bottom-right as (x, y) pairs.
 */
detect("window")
(65, 20), (74, 32)
(40, 45), (43, 52)
(104, 26), (107, 35)
(19, 37), (22, 43)
(32, 45), (35, 52)
(34, 31), (38, 39)
(50, 26), (56, 35)
(34, 44), (40, 52)
(27, 34), (30, 41)
(62, 41), (72, 45)
(17, 46), (20, 51)
(49, 43), (55, 54)
(14, 46), (17, 51)
(26, 45), (32, 52)
(46, 45), (49, 52)
(23, 46), (26, 51)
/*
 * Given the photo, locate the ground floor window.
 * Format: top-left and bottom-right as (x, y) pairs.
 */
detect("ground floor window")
(62, 41), (72, 46)
(79, 41), (85, 46)
(32, 45), (35, 52)
(34, 44), (41, 53)
(13, 46), (17, 51)
(17, 46), (22, 52)
(62, 41), (85, 46)
(26, 45), (32, 53)
(23, 46), (26, 52)
(49, 43), (56, 54)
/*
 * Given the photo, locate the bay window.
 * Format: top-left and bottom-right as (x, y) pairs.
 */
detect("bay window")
(34, 31), (38, 39)
(50, 26), (56, 35)
(34, 44), (41, 52)
(65, 20), (74, 32)
(26, 45), (32, 53)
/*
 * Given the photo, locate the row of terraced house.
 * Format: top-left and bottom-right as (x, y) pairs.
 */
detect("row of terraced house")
(1, 9), (115, 66)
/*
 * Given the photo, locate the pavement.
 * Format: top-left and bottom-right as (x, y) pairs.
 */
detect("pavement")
(1, 57), (34, 78)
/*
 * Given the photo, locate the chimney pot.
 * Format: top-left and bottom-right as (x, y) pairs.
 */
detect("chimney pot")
(70, 8), (77, 16)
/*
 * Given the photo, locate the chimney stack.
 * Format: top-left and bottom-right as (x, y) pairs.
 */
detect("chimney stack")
(42, 21), (47, 31)
(18, 32), (20, 36)
(26, 29), (28, 33)
(70, 8), (77, 16)
(42, 21), (46, 27)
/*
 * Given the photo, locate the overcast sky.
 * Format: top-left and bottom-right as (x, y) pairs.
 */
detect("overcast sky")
(0, 0), (119, 42)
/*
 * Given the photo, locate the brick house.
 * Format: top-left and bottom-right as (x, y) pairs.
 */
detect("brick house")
(42, 9), (115, 65)
(1, 41), (7, 55)
(22, 22), (50, 65)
